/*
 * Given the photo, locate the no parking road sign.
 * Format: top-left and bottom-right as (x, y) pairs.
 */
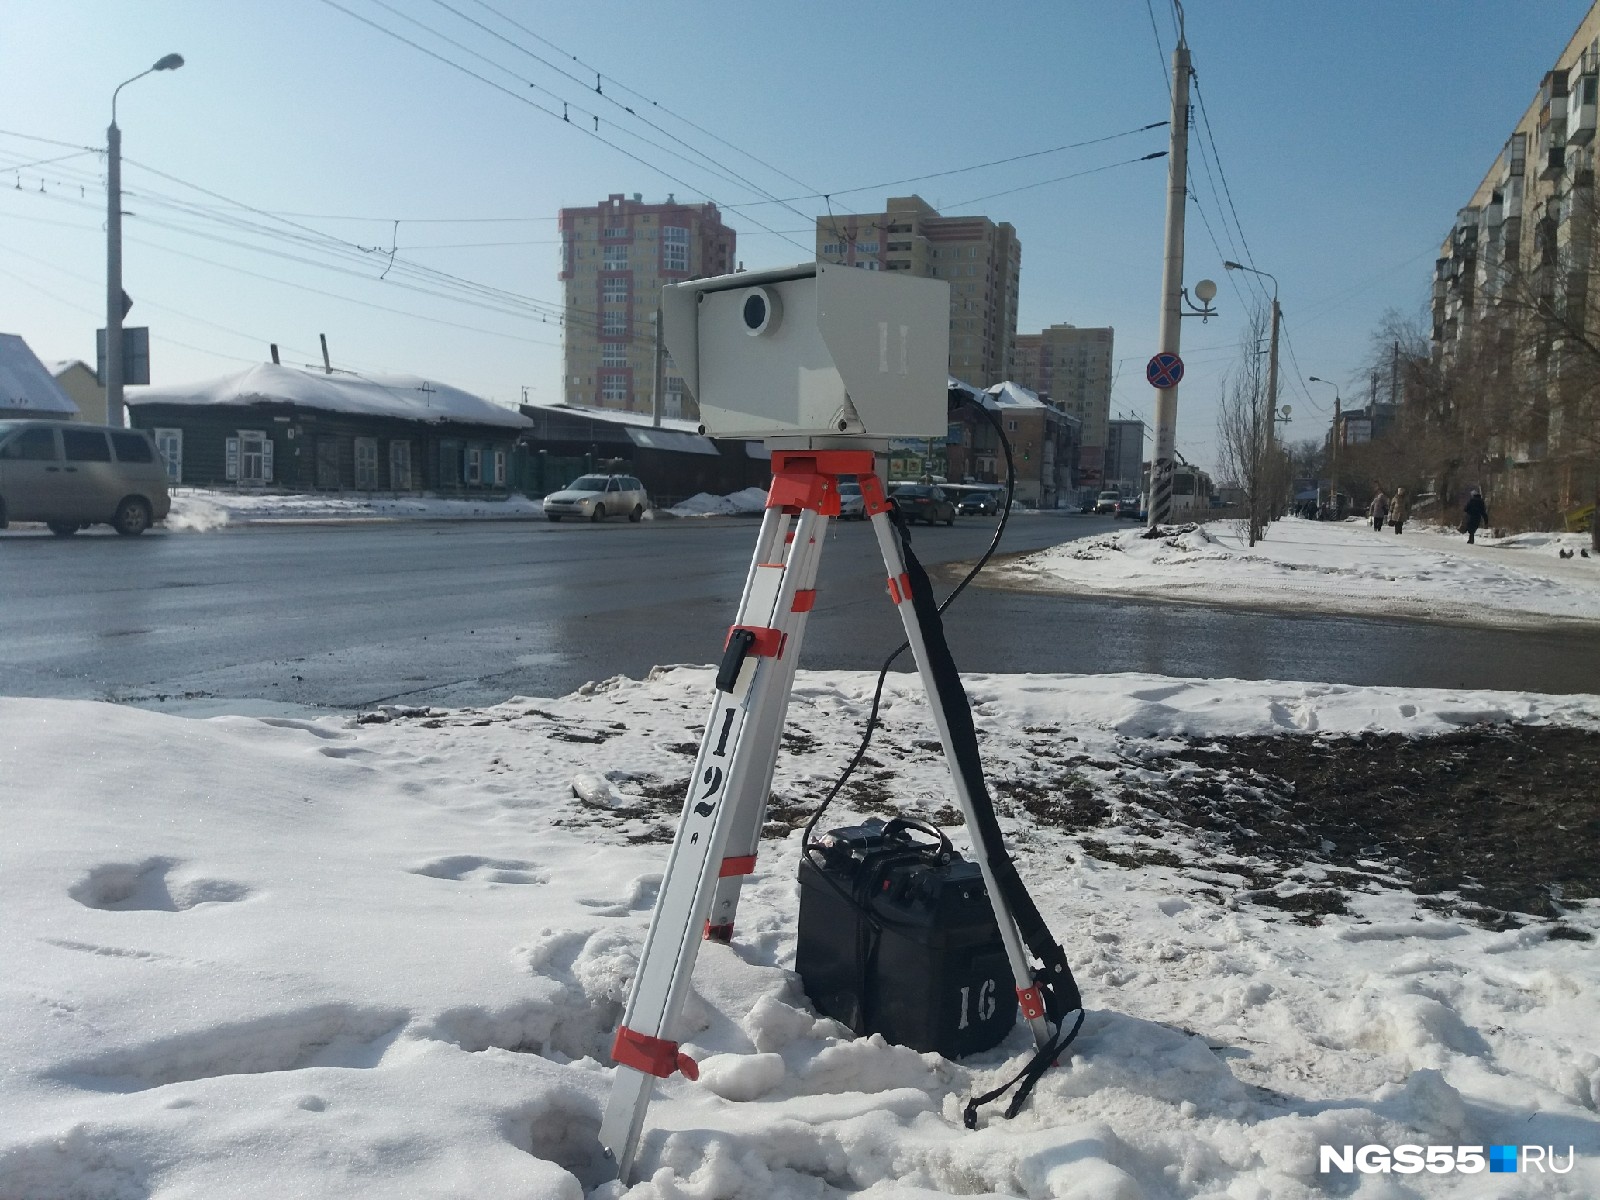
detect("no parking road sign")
(1146, 352), (1184, 389)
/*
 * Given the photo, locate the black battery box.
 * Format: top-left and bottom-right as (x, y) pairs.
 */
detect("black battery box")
(796, 816), (1017, 1058)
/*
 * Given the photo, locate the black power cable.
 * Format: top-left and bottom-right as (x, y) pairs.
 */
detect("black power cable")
(800, 391), (1018, 873)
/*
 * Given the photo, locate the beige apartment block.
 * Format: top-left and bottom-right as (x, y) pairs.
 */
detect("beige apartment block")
(1013, 324), (1114, 485)
(1432, 2), (1600, 502)
(559, 193), (735, 416)
(815, 195), (1020, 387)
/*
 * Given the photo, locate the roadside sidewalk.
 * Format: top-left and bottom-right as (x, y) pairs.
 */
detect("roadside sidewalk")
(990, 514), (1600, 627)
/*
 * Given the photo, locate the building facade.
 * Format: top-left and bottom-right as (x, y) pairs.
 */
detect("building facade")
(1011, 324), (1114, 486)
(1104, 417), (1145, 495)
(815, 195), (1020, 387)
(559, 193), (736, 417)
(1431, 3), (1600, 509)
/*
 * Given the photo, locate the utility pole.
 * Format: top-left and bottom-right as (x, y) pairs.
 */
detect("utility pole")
(650, 306), (665, 428)
(1146, 16), (1190, 530)
(1266, 298), (1281, 451)
(106, 118), (124, 427)
(106, 54), (183, 428)
(1330, 391), (1341, 513)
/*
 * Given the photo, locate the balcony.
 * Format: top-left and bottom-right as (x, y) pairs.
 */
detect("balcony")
(1571, 74), (1598, 144)
(1541, 145), (1566, 181)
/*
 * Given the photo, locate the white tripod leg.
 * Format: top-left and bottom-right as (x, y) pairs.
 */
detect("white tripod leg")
(599, 502), (826, 1180)
(864, 486), (1054, 1051)
(704, 508), (828, 942)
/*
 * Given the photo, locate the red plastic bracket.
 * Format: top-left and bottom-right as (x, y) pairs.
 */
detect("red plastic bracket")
(611, 1026), (700, 1080)
(719, 854), (757, 878)
(885, 573), (912, 605)
(704, 921), (734, 943)
(725, 624), (785, 659)
(791, 589), (817, 613)
(1017, 985), (1046, 1022)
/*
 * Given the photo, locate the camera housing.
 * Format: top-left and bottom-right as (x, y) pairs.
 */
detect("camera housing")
(661, 262), (950, 439)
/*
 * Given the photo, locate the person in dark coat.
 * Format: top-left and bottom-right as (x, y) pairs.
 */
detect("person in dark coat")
(1369, 489), (1389, 533)
(1463, 488), (1488, 544)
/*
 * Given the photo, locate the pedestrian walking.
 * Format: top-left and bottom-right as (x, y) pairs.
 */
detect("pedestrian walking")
(1369, 489), (1389, 533)
(1463, 488), (1488, 544)
(1390, 486), (1409, 535)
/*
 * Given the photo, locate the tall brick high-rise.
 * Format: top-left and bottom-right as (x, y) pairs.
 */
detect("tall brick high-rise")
(559, 193), (735, 416)
(1013, 324), (1115, 487)
(815, 195), (1020, 387)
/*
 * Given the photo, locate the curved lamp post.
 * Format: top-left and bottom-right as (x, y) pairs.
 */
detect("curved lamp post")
(107, 53), (183, 427)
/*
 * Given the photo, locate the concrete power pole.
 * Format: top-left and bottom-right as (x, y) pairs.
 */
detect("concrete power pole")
(1146, 26), (1191, 529)
(1266, 298), (1280, 451)
(105, 119), (125, 428)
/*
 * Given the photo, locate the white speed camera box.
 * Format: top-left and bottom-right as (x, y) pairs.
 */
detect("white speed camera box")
(661, 262), (950, 439)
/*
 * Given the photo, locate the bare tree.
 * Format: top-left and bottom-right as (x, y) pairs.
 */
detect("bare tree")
(1216, 306), (1274, 545)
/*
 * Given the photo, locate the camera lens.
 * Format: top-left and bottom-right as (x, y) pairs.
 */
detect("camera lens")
(742, 293), (767, 331)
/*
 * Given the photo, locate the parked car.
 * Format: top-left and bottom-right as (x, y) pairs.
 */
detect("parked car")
(543, 474), (649, 522)
(890, 483), (956, 526)
(1118, 501), (1146, 520)
(1094, 489), (1122, 515)
(836, 477), (866, 520)
(0, 420), (170, 536)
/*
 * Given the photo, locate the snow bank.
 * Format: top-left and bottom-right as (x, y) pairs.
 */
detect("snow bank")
(2, 671), (1597, 1197)
(993, 516), (1600, 627)
(165, 487), (543, 527)
(669, 487), (768, 517)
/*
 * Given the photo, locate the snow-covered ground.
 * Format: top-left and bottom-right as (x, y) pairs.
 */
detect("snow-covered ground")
(990, 517), (1600, 627)
(164, 488), (546, 530)
(4, 669), (1597, 1198)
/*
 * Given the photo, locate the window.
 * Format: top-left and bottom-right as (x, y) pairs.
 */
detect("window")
(110, 430), (155, 463)
(664, 375), (685, 418)
(1007, 419), (1018, 431)
(601, 343), (628, 367)
(602, 225), (628, 239)
(0, 427), (57, 460)
(465, 446), (482, 485)
(354, 437), (379, 488)
(315, 437), (339, 489)
(237, 430), (271, 485)
(663, 225), (689, 271)
(390, 440), (412, 490)
(602, 310), (626, 335)
(62, 428), (112, 462)
(603, 244), (629, 270)
(855, 240), (879, 254)
(601, 374), (628, 403)
(602, 276), (628, 303)
(154, 428), (182, 482)
(493, 448), (507, 487)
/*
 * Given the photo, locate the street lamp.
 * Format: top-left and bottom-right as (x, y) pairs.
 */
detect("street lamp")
(1223, 260), (1281, 449)
(1308, 376), (1342, 516)
(106, 53), (183, 428)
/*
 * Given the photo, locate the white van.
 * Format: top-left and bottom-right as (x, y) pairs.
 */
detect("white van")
(0, 420), (172, 536)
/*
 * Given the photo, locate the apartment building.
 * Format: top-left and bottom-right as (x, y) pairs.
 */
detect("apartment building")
(1012, 324), (1115, 486)
(559, 193), (736, 416)
(1104, 417), (1145, 495)
(1431, 3), (1600, 504)
(815, 195), (1020, 387)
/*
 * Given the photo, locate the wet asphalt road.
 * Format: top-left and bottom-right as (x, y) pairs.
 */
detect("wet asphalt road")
(2, 512), (1598, 713)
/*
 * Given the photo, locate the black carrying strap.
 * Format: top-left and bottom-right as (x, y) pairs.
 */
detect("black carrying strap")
(893, 517), (1084, 1122)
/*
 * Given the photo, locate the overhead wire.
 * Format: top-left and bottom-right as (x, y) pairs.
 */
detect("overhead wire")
(317, 0), (813, 254)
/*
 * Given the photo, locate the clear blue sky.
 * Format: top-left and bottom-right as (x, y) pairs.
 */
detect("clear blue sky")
(2, 1), (1591, 474)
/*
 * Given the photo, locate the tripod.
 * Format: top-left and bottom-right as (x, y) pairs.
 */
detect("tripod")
(598, 448), (1059, 1181)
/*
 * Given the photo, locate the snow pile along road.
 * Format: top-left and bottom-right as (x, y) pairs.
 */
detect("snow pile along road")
(990, 516), (1600, 627)
(164, 488), (545, 528)
(668, 488), (769, 518)
(2, 670), (1597, 1197)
